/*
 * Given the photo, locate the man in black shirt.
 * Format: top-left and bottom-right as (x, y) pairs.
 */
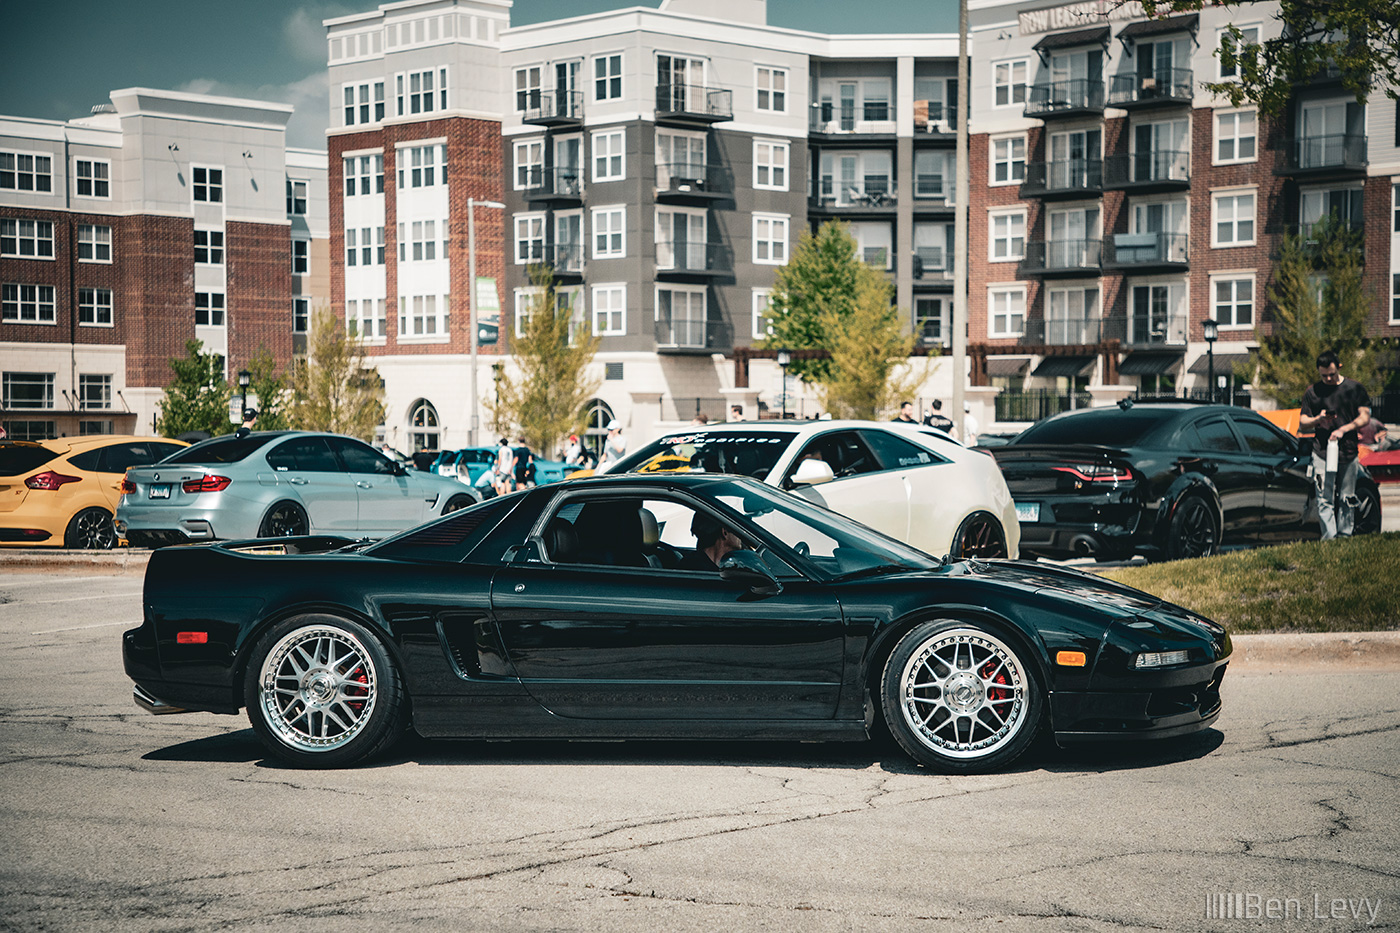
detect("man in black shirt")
(1299, 350), (1372, 539)
(892, 401), (917, 423)
(922, 399), (954, 433)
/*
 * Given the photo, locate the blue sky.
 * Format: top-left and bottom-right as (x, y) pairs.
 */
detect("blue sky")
(1, 0), (957, 149)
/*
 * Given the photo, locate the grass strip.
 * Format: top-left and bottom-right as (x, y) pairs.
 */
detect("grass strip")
(1099, 532), (1400, 634)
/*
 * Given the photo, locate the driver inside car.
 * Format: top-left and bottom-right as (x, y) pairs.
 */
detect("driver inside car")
(681, 511), (745, 571)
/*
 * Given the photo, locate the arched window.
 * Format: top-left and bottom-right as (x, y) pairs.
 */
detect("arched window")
(409, 399), (439, 452)
(581, 398), (614, 460)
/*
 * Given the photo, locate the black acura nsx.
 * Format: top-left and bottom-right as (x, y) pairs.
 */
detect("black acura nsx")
(123, 474), (1230, 773)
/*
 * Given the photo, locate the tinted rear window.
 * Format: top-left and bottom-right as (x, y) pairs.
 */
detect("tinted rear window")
(1013, 409), (1176, 447)
(0, 444), (58, 476)
(610, 430), (797, 481)
(163, 434), (278, 464)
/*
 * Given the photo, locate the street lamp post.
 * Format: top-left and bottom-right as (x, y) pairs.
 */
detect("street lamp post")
(468, 197), (506, 449)
(237, 369), (251, 419)
(776, 350), (791, 420)
(1203, 318), (1218, 404)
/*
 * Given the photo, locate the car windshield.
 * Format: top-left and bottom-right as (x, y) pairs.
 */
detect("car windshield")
(705, 478), (940, 577)
(1013, 409), (1173, 447)
(609, 430), (797, 481)
(162, 434), (278, 464)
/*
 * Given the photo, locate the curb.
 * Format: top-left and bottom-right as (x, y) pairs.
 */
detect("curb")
(1, 548), (153, 574)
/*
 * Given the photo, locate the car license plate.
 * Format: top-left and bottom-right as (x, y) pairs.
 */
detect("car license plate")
(1015, 502), (1040, 522)
(149, 484), (171, 499)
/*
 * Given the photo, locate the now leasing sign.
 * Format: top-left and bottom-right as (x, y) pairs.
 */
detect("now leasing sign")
(1017, 0), (1143, 35)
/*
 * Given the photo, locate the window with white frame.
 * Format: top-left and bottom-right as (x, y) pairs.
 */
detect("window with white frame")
(594, 53), (622, 100)
(994, 59), (1029, 107)
(1213, 275), (1254, 327)
(0, 152), (53, 192)
(1046, 286), (1100, 343)
(1218, 24), (1260, 79)
(399, 293), (449, 337)
(346, 227), (367, 266)
(991, 136), (1027, 184)
(752, 288), (773, 340)
(398, 68), (447, 116)
(514, 287), (541, 337)
(753, 214), (789, 265)
(397, 144), (444, 188)
(75, 159), (110, 198)
(399, 221), (442, 262)
(286, 179), (307, 215)
(592, 283), (626, 335)
(819, 150), (892, 205)
(79, 374), (111, 410)
(344, 153), (384, 196)
(915, 296), (948, 346)
(657, 208), (705, 270)
(1215, 109), (1257, 164)
(293, 298), (308, 334)
(990, 210), (1026, 261)
(515, 65), (542, 111)
(194, 229), (223, 265)
(192, 166), (223, 203)
(195, 291), (225, 326)
(292, 238), (309, 274)
(914, 150), (951, 199)
(754, 140), (788, 190)
(656, 286), (707, 348)
(1, 219), (55, 259)
(514, 139), (544, 190)
(850, 222), (892, 269)
(592, 206), (625, 258)
(3, 372), (54, 409)
(78, 288), (112, 326)
(1394, 184), (1400, 233)
(988, 286), (1026, 337)
(756, 66), (788, 113)
(347, 298), (387, 340)
(592, 129), (625, 182)
(1213, 190), (1256, 246)
(76, 224), (112, 263)
(514, 214), (545, 264)
(344, 80), (386, 125)
(2, 283), (56, 323)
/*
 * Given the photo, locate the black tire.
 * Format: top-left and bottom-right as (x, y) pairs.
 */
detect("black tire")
(880, 619), (1044, 774)
(948, 512), (1007, 560)
(257, 501), (308, 538)
(443, 494), (474, 514)
(64, 507), (117, 550)
(1164, 493), (1218, 561)
(243, 614), (407, 768)
(1354, 483), (1382, 535)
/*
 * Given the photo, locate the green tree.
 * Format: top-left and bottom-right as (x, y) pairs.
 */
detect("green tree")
(1140, 0), (1399, 116)
(817, 267), (921, 419)
(761, 221), (864, 382)
(242, 344), (290, 431)
(154, 339), (233, 437)
(288, 308), (385, 440)
(490, 268), (601, 457)
(1253, 215), (1384, 406)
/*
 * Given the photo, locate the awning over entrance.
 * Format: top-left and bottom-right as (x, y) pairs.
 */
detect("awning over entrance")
(1118, 351), (1184, 376)
(1117, 14), (1199, 41)
(1032, 355), (1096, 377)
(986, 356), (1031, 377)
(1032, 26), (1111, 52)
(1188, 351), (1253, 375)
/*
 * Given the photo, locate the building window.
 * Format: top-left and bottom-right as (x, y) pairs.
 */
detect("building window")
(515, 65), (542, 112)
(194, 229), (224, 264)
(756, 66), (787, 113)
(75, 224), (112, 263)
(1394, 184), (1400, 233)
(1218, 24), (1260, 80)
(409, 399), (439, 452)
(398, 68), (447, 116)
(514, 139), (544, 190)
(1213, 191), (1256, 246)
(592, 206), (625, 258)
(915, 296), (947, 347)
(346, 298), (387, 339)
(346, 228), (358, 267)
(1046, 287), (1100, 343)
(397, 144), (444, 188)
(914, 150), (950, 200)
(75, 159), (110, 198)
(991, 136), (1026, 184)
(293, 298), (308, 334)
(286, 179), (307, 215)
(753, 214), (789, 265)
(79, 420), (114, 435)
(398, 293), (449, 337)
(592, 130), (625, 182)
(193, 166), (223, 203)
(344, 80), (386, 125)
(592, 283), (626, 335)
(988, 286), (1026, 338)
(292, 238), (309, 274)
(1215, 110), (1257, 164)
(514, 214), (545, 264)
(1, 219), (55, 259)
(0, 152), (53, 192)
(2, 372), (55, 409)
(594, 53), (622, 100)
(78, 287), (113, 326)
(656, 286), (707, 348)
(752, 288), (773, 340)
(398, 221), (441, 262)
(344, 154), (384, 196)
(990, 210), (1026, 261)
(1392, 274), (1400, 324)
(994, 59), (1029, 107)
(753, 140), (788, 190)
(2, 283), (56, 323)
(195, 292), (225, 326)
(1213, 276), (1254, 327)
(79, 374), (111, 410)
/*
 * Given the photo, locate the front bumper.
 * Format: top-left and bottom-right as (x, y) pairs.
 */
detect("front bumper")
(1051, 659), (1228, 742)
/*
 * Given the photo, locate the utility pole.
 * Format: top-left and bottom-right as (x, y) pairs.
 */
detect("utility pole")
(951, 0), (970, 440)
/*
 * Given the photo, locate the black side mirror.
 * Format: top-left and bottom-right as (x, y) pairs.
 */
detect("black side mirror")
(719, 550), (782, 597)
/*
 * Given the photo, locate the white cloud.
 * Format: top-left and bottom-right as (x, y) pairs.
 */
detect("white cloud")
(282, 3), (357, 64)
(175, 72), (330, 150)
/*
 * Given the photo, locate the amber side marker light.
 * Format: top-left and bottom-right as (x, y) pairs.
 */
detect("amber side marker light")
(176, 632), (209, 644)
(1055, 650), (1088, 667)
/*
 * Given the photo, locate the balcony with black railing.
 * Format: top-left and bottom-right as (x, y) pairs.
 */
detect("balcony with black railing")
(656, 84), (733, 123)
(1018, 158), (1103, 198)
(540, 242), (585, 278)
(1024, 79), (1106, 119)
(656, 240), (732, 278)
(522, 166), (584, 202)
(913, 100), (958, 135)
(1019, 238), (1103, 277)
(1101, 232), (1189, 272)
(809, 179), (898, 214)
(1278, 134), (1367, 176)
(655, 161), (732, 200)
(1103, 150), (1190, 192)
(1100, 312), (1189, 346)
(1022, 316), (1104, 345)
(912, 246), (952, 281)
(1107, 69), (1194, 109)
(809, 100), (897, 138)
(521, 89), (585, 126)
(655, 313), (730, 352)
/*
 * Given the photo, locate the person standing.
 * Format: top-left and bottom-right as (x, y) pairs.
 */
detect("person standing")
(493, 437), (515, 497)
(1300, 350), (1372, 539)
(922, 400), (954, 433)
(598, 419), (626, 468)
(511, 436), (535, 491)
(962, 401), (980, 447)
(233, 408), (258, 439)
(892, 401), (917, 423)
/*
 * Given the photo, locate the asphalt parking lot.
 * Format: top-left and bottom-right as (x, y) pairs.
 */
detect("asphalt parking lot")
(1, 566), (1397, 932)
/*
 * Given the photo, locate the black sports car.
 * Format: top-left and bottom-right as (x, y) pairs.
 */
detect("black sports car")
(123, 474), (1230, 773)
(991, 402), (1383, 562)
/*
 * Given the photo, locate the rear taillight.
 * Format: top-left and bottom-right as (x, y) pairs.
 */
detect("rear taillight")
(25, 470), (82, 490)
(1053, 464), (1133, 484)
(120, 476), (136, 495)
(182, 475), (232, 493)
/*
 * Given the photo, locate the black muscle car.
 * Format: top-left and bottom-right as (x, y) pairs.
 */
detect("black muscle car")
(123, 474), (1230, 773)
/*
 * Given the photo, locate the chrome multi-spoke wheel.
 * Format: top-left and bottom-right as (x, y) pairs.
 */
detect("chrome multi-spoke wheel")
(882, 622), (1042, 773)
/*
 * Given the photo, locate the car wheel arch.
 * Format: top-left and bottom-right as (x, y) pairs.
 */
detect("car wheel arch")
(1151, 476), (1222, 551)
(946, 509), (1008, 560)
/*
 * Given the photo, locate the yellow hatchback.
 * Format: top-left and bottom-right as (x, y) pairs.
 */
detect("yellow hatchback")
(0, 435), (188, 549)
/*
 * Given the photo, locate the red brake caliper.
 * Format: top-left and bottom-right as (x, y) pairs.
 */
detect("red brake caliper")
(982, 660), (1010, 702)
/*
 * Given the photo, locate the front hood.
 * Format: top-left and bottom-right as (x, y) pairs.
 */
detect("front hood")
(945, 559), (1163, 616)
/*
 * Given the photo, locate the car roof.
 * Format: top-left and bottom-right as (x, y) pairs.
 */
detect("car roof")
(0, 435), (184, 454)
(653, 419), (943, 436)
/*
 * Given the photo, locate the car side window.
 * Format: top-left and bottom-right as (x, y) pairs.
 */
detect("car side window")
(97, 442), (153, 474)
(1231, 417), (1293, 458)
(331, 437), (397, 475)
(859, 429), (944, 471)
(787, 431), (878, 481)
(67, 449), (103, 472)
(150, 443), (184, 462)
(1192, 418), (1244, 454)
(266, 437), (340, 472)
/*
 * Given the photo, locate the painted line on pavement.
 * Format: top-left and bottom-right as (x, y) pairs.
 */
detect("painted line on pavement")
(31, 620), (140, 635)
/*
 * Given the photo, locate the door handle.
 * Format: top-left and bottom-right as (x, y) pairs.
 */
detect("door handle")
(288, 477), (308, 485)
(356, 481), (372, 489)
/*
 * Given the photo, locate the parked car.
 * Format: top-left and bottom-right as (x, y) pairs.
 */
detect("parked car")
(122, 473), (1230, 772)
(594, 420), (1019, 559)
(436, 447), (497, 484)
(990, 401), (1383, 562)
(115, 432), (478, 547)
(0, 436), (188, 549)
